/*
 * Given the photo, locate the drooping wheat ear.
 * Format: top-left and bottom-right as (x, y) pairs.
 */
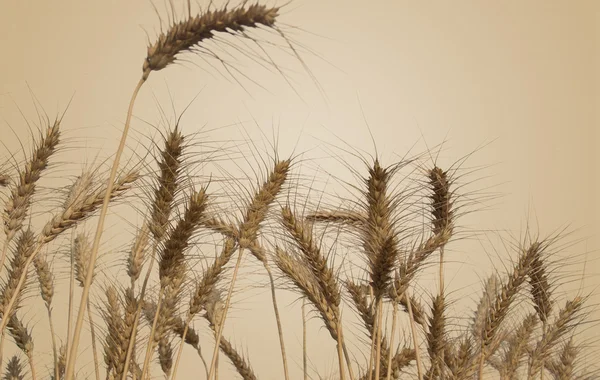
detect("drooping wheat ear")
(150, 128), (184, 242)
(425, 294), (447, 379)
(529, 244), (552, 324)
(63, 171), (94, 211)
(496, 313), (538, 379)
(207, 159), (290, 380)
(42, 170), (139, 244)
(2, 119), (60, 257)
(306, 210), (365, 226)
(471, 242), (539, 377)
(528, 296), (584, 378)
(204, 290), (258, 380)
(282, 206), (340, 308)
(3, 356), (24, 380)
(6, 315), (35, 380)
(143, 3), (279, 78)
(275, 247), (353, 380)
(128, 222), (150, 286)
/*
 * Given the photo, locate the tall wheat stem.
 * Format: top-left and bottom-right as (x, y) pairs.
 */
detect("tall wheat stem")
(121, 249), (156, 380)
(86, 298), (100, 380)
(141, 287), (164, 379)
(26, 353), (36, 380)
(336, 323), (346, 380)
(65, 75), (147, 380)
(374, 300), (384, 380)
(302, 299), (308, 380)
(405, 290), (424, 380)
(265, 263), (290, 380)
(386, 302), (398, 380)
(47, 308), (59, 380)
(207, 246), (245, 380)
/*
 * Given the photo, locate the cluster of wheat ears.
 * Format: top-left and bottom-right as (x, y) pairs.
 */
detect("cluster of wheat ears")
(0, 2), (596, 380)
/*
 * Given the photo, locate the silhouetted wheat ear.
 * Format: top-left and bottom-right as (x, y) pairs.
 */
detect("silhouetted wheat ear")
(496, 312), (538, 379)
(0, 229), (35, 318)
(102, 286), (125, 378)
(143, 3), (279, 77)
(127, 222), (149, 283)
(42, 170), (139, 243)
(115, 287), (138, 379)
(362, 160), (399, 299)
(158, 337), (173, 375)
(73, 232), (93, 287)
(546, 338), (577, 379)
(150, 128), (184, 241)
(3, 356), (24, 380)
(239, 159), (290, 248)
(6, 315), (33, 356)
(32, 249), (53, 307)
(428, 166), (453, 236)
(189, 237), (236, 316)
(528, 244), (552, 323)
(426, 294), (447, 378)
(281, 206), (340, 308)
(3, 120), (60, 242)
(528, 296), (584, 377)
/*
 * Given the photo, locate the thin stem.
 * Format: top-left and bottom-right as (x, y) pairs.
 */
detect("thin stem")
(87, 298), (100, 380)
(169, 316), (191, 380)
(206, 247), (245, 380)
(340, 328), (356, 380)
(374, 300), (383, 380)
(121, 245), (157, 380)
(367, 287), (375, 380)
(439, 246), (445, 296)
(64, 75), (147, 380)
(302, 299), (308, 380)
(27, 352), (37, 380)
(265, 264), (290, 380)
(141, 287), (164, 380)
(405, 289), (423, 380)
(386, 302), (398, 380)
(47, 307), (59, 380)
(66, 229), (76, 365)
(336, 323), (346, 380)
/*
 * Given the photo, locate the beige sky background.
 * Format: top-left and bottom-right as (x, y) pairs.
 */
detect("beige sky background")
(1, 1), (599, 379)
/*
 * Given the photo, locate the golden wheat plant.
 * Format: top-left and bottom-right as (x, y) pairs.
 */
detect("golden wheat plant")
(0, 1), (598, 380)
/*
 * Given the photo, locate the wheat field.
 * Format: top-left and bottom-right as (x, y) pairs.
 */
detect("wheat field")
(0, 1), (598, 379)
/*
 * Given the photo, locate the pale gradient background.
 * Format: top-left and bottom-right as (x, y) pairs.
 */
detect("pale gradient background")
(1, 1), (599, 379)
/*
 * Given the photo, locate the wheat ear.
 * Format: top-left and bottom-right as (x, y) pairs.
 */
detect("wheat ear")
(122, 126), (184, 380)
(0, 170), (138, 375)
(32, 247), (58, 380)
(207, 159), (289, 380)
(170, 237), (236, 380)
(141, 189), (207, 379)
(1, 119), (60, 272)
(528, 296), (584, 378)
(3, 356), (24, 380)
(73, 233), (101, 380)
(428, 166), (453, 296)
(6, 315), (35, 380)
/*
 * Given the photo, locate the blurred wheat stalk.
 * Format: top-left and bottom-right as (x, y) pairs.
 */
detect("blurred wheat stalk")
(0, 1), (596, 380)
